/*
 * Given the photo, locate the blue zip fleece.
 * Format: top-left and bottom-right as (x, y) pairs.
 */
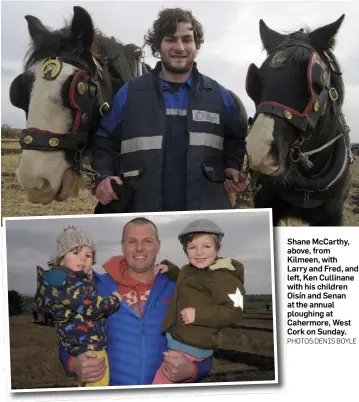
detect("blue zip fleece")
(59, 270), (212, 385)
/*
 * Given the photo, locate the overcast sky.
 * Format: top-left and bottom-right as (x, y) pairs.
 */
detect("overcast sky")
(1, 0), (358, 141)
(4, 210), (274, 296)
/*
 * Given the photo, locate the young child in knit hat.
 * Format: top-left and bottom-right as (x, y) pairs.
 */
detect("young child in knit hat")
(35, 226), (121, 387)
(152, 219), (245, 384)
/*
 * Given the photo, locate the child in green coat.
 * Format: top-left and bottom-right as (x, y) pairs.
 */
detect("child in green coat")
(152, 219), (245, 384)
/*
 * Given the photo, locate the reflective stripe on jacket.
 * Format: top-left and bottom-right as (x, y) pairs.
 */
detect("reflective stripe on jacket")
(92, 63), (247, 212)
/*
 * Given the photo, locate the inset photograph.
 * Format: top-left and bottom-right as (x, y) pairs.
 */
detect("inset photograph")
(4, 209), (277, 391)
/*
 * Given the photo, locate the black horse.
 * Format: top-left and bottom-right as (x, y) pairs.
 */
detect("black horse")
(10, 6), (149, 207)
(245, 15), (352, 226)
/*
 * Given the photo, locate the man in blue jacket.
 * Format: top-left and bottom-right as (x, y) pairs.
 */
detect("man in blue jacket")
(60, 217), (212, 385)
(92, 7), (248, 212)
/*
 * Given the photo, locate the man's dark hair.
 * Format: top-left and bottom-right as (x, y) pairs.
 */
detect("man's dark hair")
(122, 217), (160, 242)
(144, 8), (204, 57)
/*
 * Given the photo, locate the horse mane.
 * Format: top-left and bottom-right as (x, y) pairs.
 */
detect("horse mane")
(228, 89), (248, 128)
(23, 21), (142, 87)
(93, 34), (144, 84)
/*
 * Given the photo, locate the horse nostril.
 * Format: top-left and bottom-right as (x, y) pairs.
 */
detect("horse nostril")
(36, 178), (51, 191)
(271, 162), (280, 171)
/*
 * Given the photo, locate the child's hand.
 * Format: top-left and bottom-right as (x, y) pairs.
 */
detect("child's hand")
(112, 291), (122, 301)
(180, 307), (195, 324)
(154, 264), (169, 275)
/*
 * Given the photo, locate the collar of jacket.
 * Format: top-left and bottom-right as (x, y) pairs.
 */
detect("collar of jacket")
(50, 265), (88, 279)
(151, 61), (212, 91)
(209, 257), (236, 271)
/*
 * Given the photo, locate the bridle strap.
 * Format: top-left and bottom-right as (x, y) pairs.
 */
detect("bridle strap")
(134, 43), (147, 78)
(20, 129), (89, 151)
(247, 40), (353, 196)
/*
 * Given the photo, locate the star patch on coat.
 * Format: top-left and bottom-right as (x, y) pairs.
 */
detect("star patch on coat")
(228, 288), (243, 309)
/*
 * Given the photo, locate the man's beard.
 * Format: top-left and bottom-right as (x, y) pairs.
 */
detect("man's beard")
(161, 56), (193, 74)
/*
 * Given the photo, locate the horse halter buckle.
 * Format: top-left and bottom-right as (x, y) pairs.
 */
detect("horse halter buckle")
(329, 87), (338, 101)
(290, 146), (301, 163)
(99, 102), (110, 117)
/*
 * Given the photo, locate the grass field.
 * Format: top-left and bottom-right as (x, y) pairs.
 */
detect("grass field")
(9, 315), (78, 389)
(8, 297), (275, 390)
(1, 139), (358, 224)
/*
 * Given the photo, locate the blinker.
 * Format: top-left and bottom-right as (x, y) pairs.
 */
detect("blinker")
(245, 63), (261, 106)
(9, 72), (33, 112)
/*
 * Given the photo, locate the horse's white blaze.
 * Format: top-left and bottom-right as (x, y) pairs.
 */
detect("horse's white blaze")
(246, 113), (278, 175)
(27, 62), (75, 131)
(16, 62), (77, 202)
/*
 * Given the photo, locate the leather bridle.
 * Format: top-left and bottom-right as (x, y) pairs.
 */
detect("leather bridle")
(18, 53), (111, 172)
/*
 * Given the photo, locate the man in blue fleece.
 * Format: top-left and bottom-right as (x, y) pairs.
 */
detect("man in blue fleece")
(92, 7), (248, 213)
(60, 217), (212, 385)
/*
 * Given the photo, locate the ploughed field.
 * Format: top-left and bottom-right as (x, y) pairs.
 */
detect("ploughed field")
(2, 138), (358, 225)
(9, 297), (275, 389)
(1, 139), (98, 217)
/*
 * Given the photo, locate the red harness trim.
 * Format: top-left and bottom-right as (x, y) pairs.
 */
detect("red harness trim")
(251, 52), (328, 119)
(69, 70), (89, 134)
(256, 100), (311, 117)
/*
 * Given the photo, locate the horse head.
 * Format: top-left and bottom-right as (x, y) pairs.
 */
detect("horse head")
(245, 15), (347, 191)
(9, 6), (145, 204)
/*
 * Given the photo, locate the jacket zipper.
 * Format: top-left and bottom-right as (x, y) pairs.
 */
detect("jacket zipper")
(122, 303), (143, 382)
(138, 281), (150, 384)
(139, 274), (161, 383)
(137, 283), (145, 384)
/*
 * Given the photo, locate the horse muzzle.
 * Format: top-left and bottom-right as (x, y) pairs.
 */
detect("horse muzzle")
(20, 168), (80, 204)
(249, 156), (281, 176)
(16, 149), (80, 204)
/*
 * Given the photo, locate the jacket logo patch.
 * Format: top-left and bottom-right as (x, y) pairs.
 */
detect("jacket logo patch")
(193, 110), (220, 125)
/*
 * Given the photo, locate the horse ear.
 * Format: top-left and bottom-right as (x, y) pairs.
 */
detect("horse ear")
(25, 15), (50, 48)
(309, 14), (345, 51)
(71, 6), (95, 50)
(259, 20), (286, 54)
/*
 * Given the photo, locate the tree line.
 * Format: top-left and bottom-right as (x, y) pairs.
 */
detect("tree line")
(8, 290), (25, 316)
